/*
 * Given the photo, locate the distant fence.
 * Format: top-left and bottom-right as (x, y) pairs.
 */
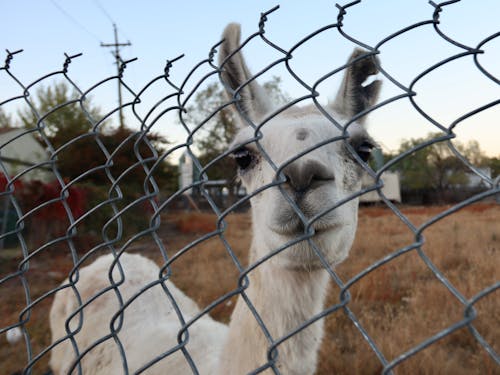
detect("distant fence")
(1, 1), (499, 374)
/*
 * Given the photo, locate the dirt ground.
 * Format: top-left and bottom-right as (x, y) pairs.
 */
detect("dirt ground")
(1, 203), (499, 374)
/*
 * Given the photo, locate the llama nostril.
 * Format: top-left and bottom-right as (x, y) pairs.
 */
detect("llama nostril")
(284, 170), (311, 193)
(283, 160), (334, 193)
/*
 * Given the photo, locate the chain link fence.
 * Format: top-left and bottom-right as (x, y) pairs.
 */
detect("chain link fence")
(1, 1), (499, 374)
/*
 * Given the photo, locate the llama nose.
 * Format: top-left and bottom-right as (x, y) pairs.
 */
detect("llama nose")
(282, 160), (334, 193)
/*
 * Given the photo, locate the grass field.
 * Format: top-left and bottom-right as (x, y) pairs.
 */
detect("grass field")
(1, 203), (499, 374)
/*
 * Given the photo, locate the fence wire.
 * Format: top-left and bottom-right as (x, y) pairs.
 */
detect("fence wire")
(1, 1), (499, 374)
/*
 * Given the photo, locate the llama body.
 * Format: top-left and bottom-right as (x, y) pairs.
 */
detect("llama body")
(49, 254), (227, 374)
(50, 23), (381, 374)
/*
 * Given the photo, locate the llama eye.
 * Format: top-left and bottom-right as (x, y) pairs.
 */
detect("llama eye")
(232, 147), (255, 170)
(355, 141), (374, 162)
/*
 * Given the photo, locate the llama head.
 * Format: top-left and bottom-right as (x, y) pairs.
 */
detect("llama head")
(218, 23), (381, 269)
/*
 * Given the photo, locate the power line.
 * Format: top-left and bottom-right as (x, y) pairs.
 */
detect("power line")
(92, 0), (115, 25)
(52, 0), (131, 129)
(50, 0), (101, 42)
(92, 0), (132, 42)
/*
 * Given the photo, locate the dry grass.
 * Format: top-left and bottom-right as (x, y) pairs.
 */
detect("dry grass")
(1, 204), (499, 374)
(318, 203), (499, 374)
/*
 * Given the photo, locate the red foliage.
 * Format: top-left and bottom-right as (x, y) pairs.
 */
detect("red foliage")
(18, 179), (87, 221)
(0, 173), (24, 193)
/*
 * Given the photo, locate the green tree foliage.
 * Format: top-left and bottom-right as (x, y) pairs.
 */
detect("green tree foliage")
(0, 107), (13, 129)
(15, 81), (180, 241)
(393, 133), (487, 190)
(456, 139), (487, 167)
(185, 76), (290, 183)
(262, 76), (291, 109)
(18, 81), (178, 194)
(186, 82), (237, 182)
(18, 82), (101, 147)
(487, 157), (500, 178)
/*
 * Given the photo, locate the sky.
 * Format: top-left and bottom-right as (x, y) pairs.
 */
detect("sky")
(1, 0), (499, 159)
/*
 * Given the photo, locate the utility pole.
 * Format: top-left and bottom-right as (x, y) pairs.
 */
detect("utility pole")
(101, 23), (131, 129)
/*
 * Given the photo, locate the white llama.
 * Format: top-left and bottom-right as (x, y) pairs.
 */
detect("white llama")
(49, 23), (381, 375)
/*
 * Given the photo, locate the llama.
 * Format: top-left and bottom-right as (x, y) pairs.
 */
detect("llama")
(49, 23), (381, 375)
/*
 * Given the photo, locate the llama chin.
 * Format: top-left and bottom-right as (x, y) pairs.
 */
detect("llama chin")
(49, 22), (381, 375)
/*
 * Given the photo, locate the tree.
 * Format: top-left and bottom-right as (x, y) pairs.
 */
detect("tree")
(0, 107), (13, 129)
(185, 76), (290, 183)
(487, 157), (500, 178)
(17, 81), (178, 193)
(393, 133), (486, 191)
(18, 82), (102, 148)
(185, 82), (237, 182)
(455, 139), (487, 167)
(262, 76), (291, 109)
(14, 81), (181, 241)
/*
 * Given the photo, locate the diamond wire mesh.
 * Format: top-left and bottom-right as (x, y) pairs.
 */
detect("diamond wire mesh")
(0, 1), (499, 374)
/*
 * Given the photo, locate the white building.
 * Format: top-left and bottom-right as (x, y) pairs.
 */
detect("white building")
(360, 171), (401, 203)
(464, 167), (491, 188)
(0, 128), (51, 181)
(178, 150), (201, 194)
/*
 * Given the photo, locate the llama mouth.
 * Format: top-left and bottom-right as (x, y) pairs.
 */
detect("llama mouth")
(271, 203), (340, 237)
(269, 218), (339, 238)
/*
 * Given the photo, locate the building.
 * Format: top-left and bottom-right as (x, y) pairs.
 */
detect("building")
(360, 171), (401, 203)
(0, 128), (51, 181)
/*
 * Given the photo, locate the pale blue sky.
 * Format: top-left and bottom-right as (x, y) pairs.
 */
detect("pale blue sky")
(1, 0), (499, 157)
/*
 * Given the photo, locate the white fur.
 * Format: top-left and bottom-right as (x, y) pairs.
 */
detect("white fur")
(49, 254), (227, 374)
(49, 23), (381, 374)
(6, 327), (23, 344)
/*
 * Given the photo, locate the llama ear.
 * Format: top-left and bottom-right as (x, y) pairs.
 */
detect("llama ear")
(218, 23), (272, 125)
(331, 48), (382, 124)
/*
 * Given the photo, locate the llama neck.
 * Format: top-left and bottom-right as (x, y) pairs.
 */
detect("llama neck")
(217, 240), (330, 375)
